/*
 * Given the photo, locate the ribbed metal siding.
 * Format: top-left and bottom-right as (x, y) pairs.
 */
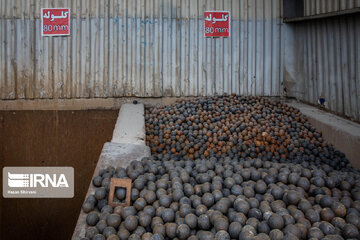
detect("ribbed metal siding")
(304, 0), (360, 16)
(0, 0), (284, 99)
(288, 14), (360, 121)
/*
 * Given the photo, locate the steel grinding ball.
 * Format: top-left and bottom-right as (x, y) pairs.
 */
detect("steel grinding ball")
(258, 221), (270, 234)
(214, 230), (230, 240)
(331, 202), (347, 218)
(152, 223), (166, 236)
(95, 187), (106, 200)
(162, 208), (175, 223)
(134, 198), (146, 211)
(101, 205), (113, 214)
(85, 226), (98, 239)
(239, 225), (257, 240)
(188, 236), (199, 240)
(106, 213), (121, 228)
(159, 195), (172, 208)
(117, 229), (130, 240)
(176, 224), (191, 240)
(92, 234), (105, 240)
(138, 213), (151, 228)
(107, 234), (120, 240)
(165, 222), (178, 238)
(213, 217), (229, 231)
(198, 214), (210, 230)
(115, 187), (126, 200)
(95, 220), (107, 233)
(185, 213), (197, 229)
(268, 214), (284, 230)
(269, 229), (284, 240)
(103, 226), (117, 238)
(121, 206), (136, 219)
(342, 223), (360, 239)
(307, 227), (324, 239)
(86, 211), (99, 226)
(128, 234), (141, 240)
(234, 198), (250, 214)
(228, 222), (242, 239)
(92, 176), (103, 187)
(124, 215), (138, 232)
(82, 201), (95, 213)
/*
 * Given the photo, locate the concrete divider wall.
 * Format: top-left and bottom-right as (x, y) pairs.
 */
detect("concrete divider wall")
(72, 103), (150, 239)
(288, 101), (360, 169)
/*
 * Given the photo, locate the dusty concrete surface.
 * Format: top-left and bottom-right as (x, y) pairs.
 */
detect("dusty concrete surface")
(288, 101), (360, 169)
(0, 97), (194, 110)
(112, 103), (145, 145)
(71, 142), (150, 239)
(0, 110), (118, 240)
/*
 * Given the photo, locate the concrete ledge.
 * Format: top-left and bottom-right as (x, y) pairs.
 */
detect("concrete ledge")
(288, 101), (360, 169)
(72, 142), (150, 239)
(111, 103), (145, 145)
(0, 97), (194, 110)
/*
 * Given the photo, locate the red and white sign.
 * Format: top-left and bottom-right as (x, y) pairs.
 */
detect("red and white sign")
(41, 8), (70, 36)
(204, 11), (230, 37)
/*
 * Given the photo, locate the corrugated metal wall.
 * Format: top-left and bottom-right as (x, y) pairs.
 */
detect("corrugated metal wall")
(285, 14), (360, 121)
(0, 0), (284, 99)
(304, 0), (360, 16)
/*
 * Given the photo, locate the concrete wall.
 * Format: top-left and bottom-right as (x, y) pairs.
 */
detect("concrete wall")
(289, 101), (360, 169)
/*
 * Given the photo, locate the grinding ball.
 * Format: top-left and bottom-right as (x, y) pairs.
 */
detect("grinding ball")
(93, 234), (106, 240)
(165, 222), (178, 238)
(176, 224), (191, 240)
(86, 211), (100, 226)
(214, 230), (230, 240)
(124, 216), (138, 232)
(185, 213), (198, 229)
(85, 226), (99, 239)
(106, 214), (121, 228)
(103, 226), (117, 238)
(117, 228), (130, 240)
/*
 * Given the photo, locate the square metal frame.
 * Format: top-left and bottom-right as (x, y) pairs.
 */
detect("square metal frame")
(108, 178), (132, 207)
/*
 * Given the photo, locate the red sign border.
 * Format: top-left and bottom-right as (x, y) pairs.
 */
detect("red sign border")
(204, 10), (231, 38)
(41, 8), (71, 37)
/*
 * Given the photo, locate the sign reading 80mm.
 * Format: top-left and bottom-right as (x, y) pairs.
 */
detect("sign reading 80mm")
(41, 8), (71, 36)
(204, 11), (231, 38)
